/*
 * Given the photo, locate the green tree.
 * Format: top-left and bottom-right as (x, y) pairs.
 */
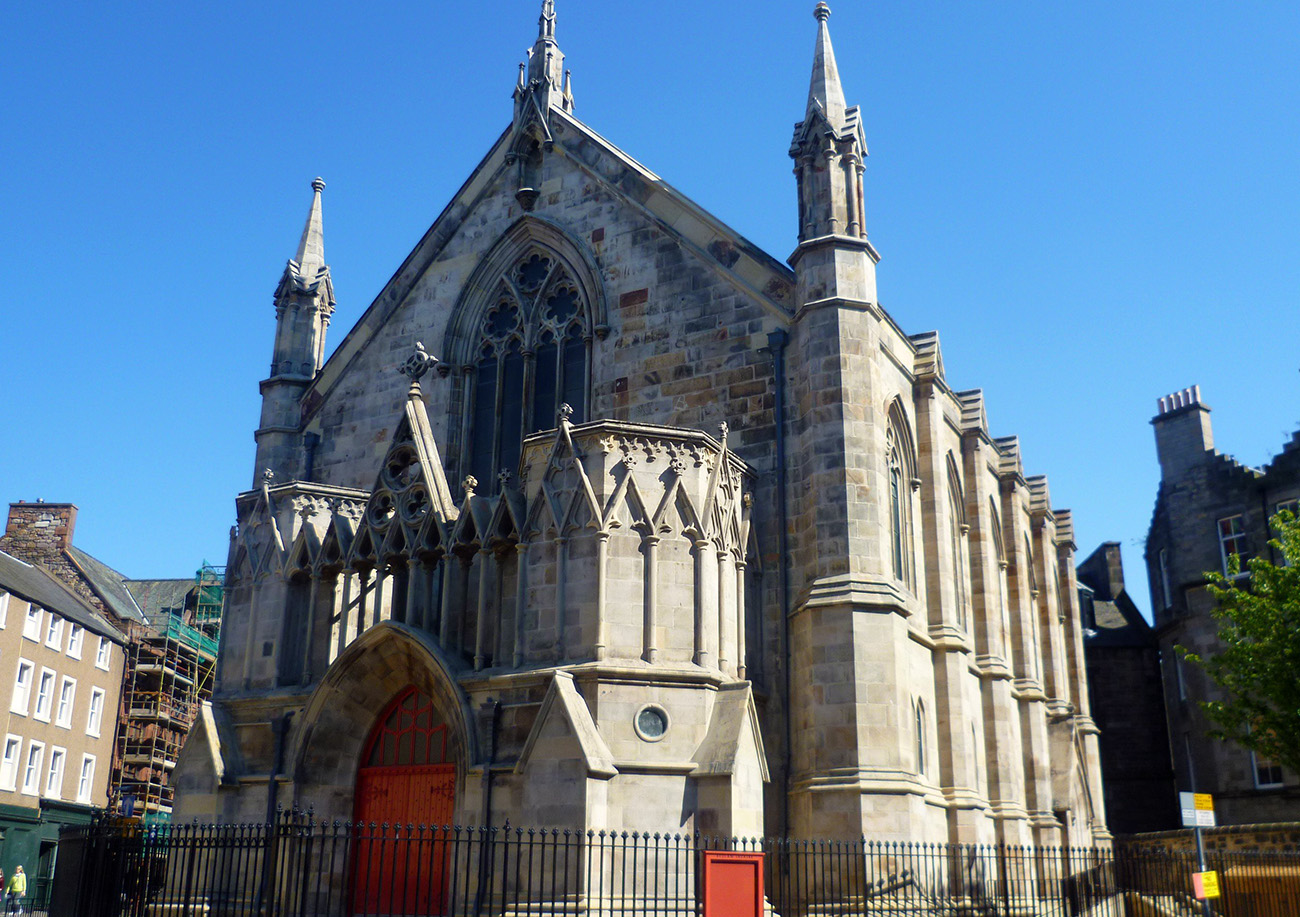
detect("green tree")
(1179, 510), (1300, 774)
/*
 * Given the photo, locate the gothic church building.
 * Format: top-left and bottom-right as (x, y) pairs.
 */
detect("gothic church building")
(175, 2), (1108, 848)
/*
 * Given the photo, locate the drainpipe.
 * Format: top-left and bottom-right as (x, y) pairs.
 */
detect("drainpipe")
(264, 712), (293, 823)
(257, 711), (293, 916)
(764, 329), (793, 840)
(474, 699), (501, 917)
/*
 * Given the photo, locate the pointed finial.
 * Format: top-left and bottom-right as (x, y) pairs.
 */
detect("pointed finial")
(463, 476), (478, 496)
(806, 1), (847, 127)
(719, 421), (730, 443)
(539, 0), (556, 40)
(558, 403), (574, 425)
(294, 176), (326, 275)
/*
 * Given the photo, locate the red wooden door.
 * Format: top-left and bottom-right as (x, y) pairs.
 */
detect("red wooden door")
(352, 688), (456, 916)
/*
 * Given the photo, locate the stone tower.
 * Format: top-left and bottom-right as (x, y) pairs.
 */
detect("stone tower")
(253, 178), (335, 486)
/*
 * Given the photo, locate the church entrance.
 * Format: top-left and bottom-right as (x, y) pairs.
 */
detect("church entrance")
(352, 686), (456, 916)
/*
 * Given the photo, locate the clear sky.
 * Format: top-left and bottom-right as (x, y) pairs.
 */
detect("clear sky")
(2, 1), (1297, 617)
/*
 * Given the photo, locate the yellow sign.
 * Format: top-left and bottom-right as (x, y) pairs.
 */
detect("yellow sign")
(1193, 870), (1221, 900)
(1194, 793), (1214, 811)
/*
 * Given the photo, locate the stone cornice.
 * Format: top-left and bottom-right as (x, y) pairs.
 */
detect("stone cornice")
(794, 573), (913, 617)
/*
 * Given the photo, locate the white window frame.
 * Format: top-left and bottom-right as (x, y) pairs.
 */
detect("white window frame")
(45, 615), (64, 651)
(76, 754), (96, 804)
(0, 591), (9, 628)
(11, 659), (34, 716)
(33, 667), (56, 723)
(95, 637), (111, 671)
(0, 736), (21, 791)
(55, 676), (76, 729)
(21, 741), (44, 796)
(45, 746), (65, 799)
(87, 687), (105, 738)
(23, 605), (42, 641)
(1218, 515), (1252, 576)
(1253, 751), (1284, 789)
(66, 624), (83, 660)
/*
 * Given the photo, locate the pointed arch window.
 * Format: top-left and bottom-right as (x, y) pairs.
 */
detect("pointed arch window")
(887, 429), (911, 587)
(947, 469), (969, 633)
(363, 687), (450, 767)
(1025, 535), (1042, 683)
(991, 500), (1011, 659)
(467, 250), (590, 492)
(914, 699), (928, 777)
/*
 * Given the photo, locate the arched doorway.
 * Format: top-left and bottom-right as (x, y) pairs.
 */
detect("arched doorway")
(352, 686), (457, 915)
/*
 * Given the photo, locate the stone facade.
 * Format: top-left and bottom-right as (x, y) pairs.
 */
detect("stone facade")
(1147, 385), (1300, 824)
(174, 2), (1108, 847)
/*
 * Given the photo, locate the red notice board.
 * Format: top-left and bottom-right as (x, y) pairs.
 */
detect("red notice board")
(703, 850), (765, 917)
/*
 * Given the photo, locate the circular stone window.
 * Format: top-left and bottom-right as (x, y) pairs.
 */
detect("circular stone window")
(634, 705), (669, 742)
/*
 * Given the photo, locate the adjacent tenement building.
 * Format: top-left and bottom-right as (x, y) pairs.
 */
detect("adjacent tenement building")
(0, 548), (126, 899)
(1147, 385), (1300, 823)
(175, 2), (1108, 849)
(0, 502), (221, 820)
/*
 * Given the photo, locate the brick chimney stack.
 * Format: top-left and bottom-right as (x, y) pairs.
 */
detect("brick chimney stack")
(2, 501), (79, 556)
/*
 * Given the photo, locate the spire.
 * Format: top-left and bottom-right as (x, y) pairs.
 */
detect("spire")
(294, 177), (326, 279)
(789, 3), (878, 306)
(256, 177), (338, 485)
(525, 0), (567, 99)
(807, 3), (847, 128)
(279, 177), (333, 298)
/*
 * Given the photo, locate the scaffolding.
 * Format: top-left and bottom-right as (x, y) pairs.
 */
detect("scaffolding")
(113, 563), (223, 820)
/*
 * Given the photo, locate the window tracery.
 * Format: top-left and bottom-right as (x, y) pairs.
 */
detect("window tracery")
(467, 250), (590, 491)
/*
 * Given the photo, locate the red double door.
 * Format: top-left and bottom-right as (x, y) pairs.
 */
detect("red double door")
(352, 686), (457, 916)
(353, 763), (456, 915)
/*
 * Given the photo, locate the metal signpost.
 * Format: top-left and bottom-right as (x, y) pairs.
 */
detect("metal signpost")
(1181, 791), (1219, 914)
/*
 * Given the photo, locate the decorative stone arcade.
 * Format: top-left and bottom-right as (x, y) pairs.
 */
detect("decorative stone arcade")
(191, 366), (769, 838)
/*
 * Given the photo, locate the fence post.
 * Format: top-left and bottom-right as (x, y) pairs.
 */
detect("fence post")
(179, 823), (198, 916)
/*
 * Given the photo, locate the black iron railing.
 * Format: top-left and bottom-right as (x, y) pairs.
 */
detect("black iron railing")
(51, 811), (1300, 917)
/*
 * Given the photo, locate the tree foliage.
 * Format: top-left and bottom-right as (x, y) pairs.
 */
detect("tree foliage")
(1179, 510), (1300, 774)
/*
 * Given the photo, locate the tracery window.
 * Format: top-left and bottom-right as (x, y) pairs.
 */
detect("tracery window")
(468, 250), (589, 491)
(364, 687), (449, 767)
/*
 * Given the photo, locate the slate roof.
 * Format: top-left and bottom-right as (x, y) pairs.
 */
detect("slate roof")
(66, 545), (148, 624)
(0, 550), (127, 643)
(124, 579), (194, 621)
(1085, 591), (1155, 649)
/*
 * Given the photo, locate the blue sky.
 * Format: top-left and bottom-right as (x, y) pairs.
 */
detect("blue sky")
(2, 1), (1297, 617)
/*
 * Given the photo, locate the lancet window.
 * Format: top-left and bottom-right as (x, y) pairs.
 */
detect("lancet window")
(467, 251), (589, 492)
(886, 426), (914, 589)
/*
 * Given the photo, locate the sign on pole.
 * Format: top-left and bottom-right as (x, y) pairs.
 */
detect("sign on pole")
(1192, 870), (1221, 899)
(1179, 791), (1216, 827)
